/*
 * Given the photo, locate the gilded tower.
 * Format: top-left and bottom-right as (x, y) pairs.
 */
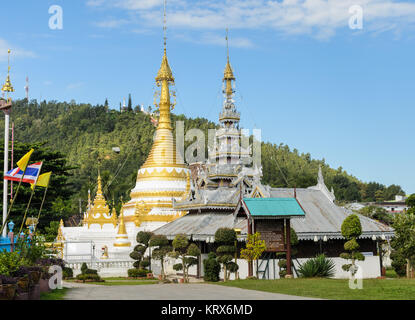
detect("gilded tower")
(122, 4), (190, 230)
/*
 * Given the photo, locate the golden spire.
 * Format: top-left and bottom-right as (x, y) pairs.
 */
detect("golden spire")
(56, 219), (65, 241)
(223, 30), (235, 97)
(84, 173), (116, 228)
(141, 0), (186, 168)
(2, 49), (14, 94)
(95, 172), (105, 201)
(117, 206), (127, 235)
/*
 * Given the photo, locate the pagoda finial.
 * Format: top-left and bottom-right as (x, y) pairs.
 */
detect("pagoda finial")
(2, 49), (14, 96)
(223, 30), (235, 97)
(226, 28), (230, 63)
(154, 0), (174, 131)
(163, 0), (167, 53)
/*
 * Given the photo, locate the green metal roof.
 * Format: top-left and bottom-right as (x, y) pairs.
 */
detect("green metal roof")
(243, 198), (305, 217)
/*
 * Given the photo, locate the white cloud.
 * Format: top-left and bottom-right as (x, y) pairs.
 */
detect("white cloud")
(0, 38), (36, 62)
(87, 0), (415, 39)
(66, 82), (85, 90)
(93, 19), (130, 28)
(176, 32), (254, 48)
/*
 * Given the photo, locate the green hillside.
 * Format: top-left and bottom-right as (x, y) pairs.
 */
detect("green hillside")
(0, 98), (404, 226)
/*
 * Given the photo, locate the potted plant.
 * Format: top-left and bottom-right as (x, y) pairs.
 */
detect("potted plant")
(0, 276), (17, 300)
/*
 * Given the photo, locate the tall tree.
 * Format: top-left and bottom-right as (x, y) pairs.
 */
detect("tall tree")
(127, 94), (133, 111)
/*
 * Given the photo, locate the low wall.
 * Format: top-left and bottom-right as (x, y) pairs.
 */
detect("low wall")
(186, 256), (381, 280)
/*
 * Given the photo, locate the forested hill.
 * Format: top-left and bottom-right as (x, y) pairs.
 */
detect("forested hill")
(1, 99), (405, 213)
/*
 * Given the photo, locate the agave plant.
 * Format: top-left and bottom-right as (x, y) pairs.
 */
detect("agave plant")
(297, 254), (336, 278)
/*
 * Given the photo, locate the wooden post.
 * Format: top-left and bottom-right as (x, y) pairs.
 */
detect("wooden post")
(285, 219), (292, 277)
(197, 242), (201, 279)
(378, 240), (384, 277)
(247, 219), (253, 277)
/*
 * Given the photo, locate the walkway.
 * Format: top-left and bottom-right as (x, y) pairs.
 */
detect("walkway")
(63, 281), (317, 300)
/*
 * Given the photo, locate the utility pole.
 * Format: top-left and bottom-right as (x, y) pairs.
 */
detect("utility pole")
(1, 49), (14, 237)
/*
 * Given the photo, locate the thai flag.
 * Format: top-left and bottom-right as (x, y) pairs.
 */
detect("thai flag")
(4, 162), (43, 184)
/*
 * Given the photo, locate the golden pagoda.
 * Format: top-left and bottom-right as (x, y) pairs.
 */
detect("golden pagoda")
(84, 173), (117, 229)
(113, 205), (131, 248)
(122, 4), (190, 229)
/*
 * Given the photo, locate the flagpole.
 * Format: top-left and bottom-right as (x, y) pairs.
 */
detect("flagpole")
(0, 168), (26, 235)
(18, 187), (35, 234)
(34, 186), (48, 234)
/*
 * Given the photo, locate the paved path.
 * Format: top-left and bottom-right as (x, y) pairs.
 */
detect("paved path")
(63, 282), (317, 300)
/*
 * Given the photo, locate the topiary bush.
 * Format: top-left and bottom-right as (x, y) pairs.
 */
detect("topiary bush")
(215, 228), (237, 281)
(390, 250), (407, 277)
(127, 268), (148, 278)
(130, 231), (153, 270)
(76, 273), (102, 282)
(63, 267), (73, 279)
(297, 254), (336, 278)
(203, 252), (220, 282)
(340, 214), (365, 276)
(81, 263), (88, 274)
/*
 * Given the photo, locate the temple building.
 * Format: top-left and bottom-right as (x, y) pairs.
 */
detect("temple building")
(121, 41), (191, 232)
(154, 47), (394, 280)
(61, 24), (191, 269)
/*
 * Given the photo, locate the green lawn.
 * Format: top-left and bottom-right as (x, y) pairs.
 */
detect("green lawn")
(65, 279), (158, 286)
(218, 278), (415, 300)
(40, 288), (68, 300)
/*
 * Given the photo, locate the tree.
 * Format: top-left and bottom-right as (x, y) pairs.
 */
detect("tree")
(127, 94), (133, 111)
(406, 194), (415, 213)
(44, 221), (60, 242)
(149, 234), (171, 280)
(203, 252), (221, 282)
(340, 214), (365, 276)
(240, 232), (266, 279)
(104, 98), (108, 107)
(170, 234), (200, 283)
(375, 190), (385, 203)
(391, 212), (415, 278)
(215, 228), (238, 281)
(130, 231), (153, 270)
(358, 206), (393, 225)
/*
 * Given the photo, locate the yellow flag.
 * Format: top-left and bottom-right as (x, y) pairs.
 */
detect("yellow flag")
(31, 171), (52, 190)
(17, 148), (34, 171)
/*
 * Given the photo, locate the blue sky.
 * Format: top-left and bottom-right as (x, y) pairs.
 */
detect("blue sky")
(1, 0), (415, 194)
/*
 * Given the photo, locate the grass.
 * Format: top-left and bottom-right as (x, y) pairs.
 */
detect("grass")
(40, 288), (68, 300)
(217, 277), (415, 300)
(65, 279), (158, 286)
(91, 280), (159, 286)
(385, 269), (399, 278)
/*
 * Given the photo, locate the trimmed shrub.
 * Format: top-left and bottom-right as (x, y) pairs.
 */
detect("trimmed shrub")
(76, 273), (102, 282)
(81, 263), (88, 274)
(298, 255), (336, 278)
(63, 267), (73, 279)
(203, 252), (220, 282)
(84, 269), (98, 275)
(127, 269), (148, 278)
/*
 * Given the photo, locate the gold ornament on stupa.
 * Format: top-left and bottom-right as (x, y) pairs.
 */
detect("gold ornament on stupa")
(122, 1), (190, 228)
(2, 49), (14, 94)
(114, 205), (131, 248)
(84, 173), (117, 228)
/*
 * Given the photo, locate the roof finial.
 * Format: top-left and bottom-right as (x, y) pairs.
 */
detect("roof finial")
(163, 0), (167, 53)
(226, 28), (229, 62)
(2, 49), (14, 95)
